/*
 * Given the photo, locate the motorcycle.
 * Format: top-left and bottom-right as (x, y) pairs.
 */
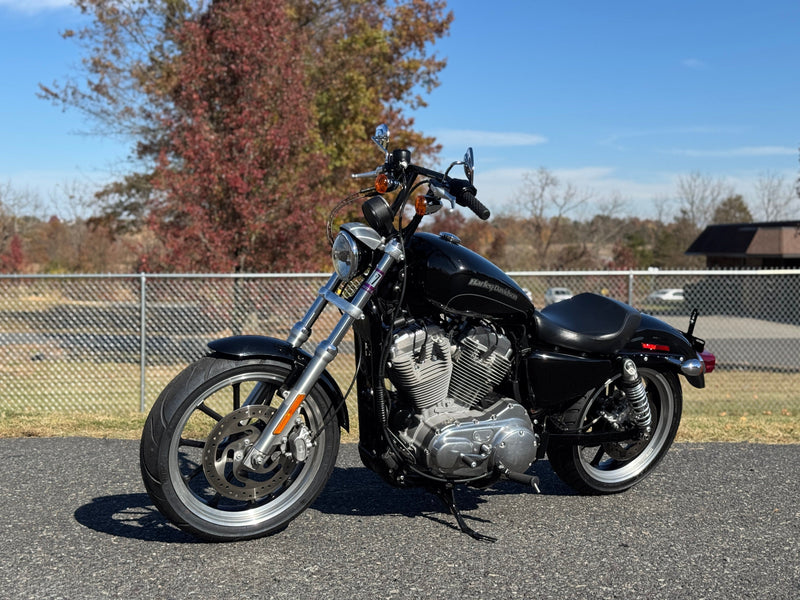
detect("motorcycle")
(140, 125), (716, 542)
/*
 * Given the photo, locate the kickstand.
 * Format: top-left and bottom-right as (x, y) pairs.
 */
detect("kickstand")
(433, 483), (496, 543)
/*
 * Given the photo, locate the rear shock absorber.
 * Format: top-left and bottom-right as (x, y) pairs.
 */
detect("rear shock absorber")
(620, 359), (652, 437)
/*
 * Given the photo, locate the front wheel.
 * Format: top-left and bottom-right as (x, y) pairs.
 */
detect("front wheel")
(547, 367), (682, 495)
(140, 357), (340, 541)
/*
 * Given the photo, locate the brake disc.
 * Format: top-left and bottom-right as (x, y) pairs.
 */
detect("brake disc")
(202, 404), (296, 501)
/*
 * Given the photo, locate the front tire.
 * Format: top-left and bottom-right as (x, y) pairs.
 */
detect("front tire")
(547, 367), (682, 495)
(140, 357), (340, 541)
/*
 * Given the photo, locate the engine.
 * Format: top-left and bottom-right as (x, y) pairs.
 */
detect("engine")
(386, 320), (538, 480)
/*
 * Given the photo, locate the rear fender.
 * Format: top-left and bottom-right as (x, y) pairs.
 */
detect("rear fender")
(207, 335), (349, 431)
(622, 314), (706, 389)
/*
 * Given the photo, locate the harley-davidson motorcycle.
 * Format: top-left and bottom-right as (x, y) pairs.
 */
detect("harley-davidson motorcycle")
(140, 125), (716, 542)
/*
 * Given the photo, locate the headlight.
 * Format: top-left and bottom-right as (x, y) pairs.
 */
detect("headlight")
(331, 231), (361, 282)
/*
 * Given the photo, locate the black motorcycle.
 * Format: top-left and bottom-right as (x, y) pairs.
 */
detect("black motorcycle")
(140, 125), (716, 542)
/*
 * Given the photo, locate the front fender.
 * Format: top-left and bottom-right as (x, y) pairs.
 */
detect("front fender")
(207, 335), (350, 431)
(622, 314), (706, 389)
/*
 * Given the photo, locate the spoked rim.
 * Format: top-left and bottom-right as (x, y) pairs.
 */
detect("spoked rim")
(576, 369), (674, 485)
(167, 370), (327, 528)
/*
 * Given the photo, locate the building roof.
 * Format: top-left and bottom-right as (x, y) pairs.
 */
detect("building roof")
(686, 221), (800, 258)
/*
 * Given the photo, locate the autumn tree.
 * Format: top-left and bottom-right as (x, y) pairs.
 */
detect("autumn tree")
(41, 0), (452, 271)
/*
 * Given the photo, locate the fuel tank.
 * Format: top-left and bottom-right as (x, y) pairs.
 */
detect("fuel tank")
(405, 232), (534, 321)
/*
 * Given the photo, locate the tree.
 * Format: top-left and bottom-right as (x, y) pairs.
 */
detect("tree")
(41, 0), (452, 270)
(512, 167), (592, 269)
(754, 171), (797, 221)
(143, 0), (327, 272)
(0, 234), (26, 273)
(676, 171), (734, 231)
(712, 194), (753, 224)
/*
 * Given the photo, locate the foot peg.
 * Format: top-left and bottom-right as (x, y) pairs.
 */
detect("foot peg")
(503, 470), (541, 493)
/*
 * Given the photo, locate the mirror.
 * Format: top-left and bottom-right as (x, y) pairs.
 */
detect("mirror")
(372, 124), (390, 155)
(464, 148), (474, 184)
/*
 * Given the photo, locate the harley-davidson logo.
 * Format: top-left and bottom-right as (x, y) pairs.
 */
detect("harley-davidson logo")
(467, 277), (518, 301)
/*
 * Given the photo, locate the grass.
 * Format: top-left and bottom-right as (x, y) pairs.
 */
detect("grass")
(0, 370), (797, 443)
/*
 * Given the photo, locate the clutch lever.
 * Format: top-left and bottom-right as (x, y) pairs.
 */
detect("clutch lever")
(428, 182), (456, 209)
(351, 166), (385, 180)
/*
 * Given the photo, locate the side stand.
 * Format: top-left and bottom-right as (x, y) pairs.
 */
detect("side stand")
(433, 483), (496, 544)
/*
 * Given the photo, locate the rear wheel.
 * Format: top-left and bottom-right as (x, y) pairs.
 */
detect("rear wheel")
(547, 367), (682, 495)
(140, 357), (340, 541)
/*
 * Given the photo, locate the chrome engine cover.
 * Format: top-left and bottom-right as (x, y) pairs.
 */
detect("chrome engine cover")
(412, 400), (537, 479)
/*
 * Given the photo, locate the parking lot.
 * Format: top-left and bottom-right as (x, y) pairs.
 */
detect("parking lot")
(1, 438), (797, 599)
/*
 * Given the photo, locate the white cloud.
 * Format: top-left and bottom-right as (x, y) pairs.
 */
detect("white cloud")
(434, 129), (548, 148)
(0, 0), (73, 14)
(472, 165), (681, 218)
(667, 146), (797, 158)
(682, 58), (708, 70)
(599, 126), (745, 149)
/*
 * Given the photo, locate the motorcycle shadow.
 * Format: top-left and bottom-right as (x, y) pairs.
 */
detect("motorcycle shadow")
(73, 461), (571, 543)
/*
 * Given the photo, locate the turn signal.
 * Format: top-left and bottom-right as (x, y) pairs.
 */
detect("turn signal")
(415, 195), (428, 216)
(375, 173), (390, 194)
(699, 350), (716, 373)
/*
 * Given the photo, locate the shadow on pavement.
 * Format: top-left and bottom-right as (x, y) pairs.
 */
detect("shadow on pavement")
(74, 460), (572, 543)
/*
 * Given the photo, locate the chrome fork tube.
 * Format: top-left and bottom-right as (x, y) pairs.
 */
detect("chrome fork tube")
(243, 240), (403, 470)
(286, 273), (340, 349)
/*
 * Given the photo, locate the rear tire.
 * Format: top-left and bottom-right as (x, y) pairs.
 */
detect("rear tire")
(547, 367), (682, 495)
(140, 357), (340, 541)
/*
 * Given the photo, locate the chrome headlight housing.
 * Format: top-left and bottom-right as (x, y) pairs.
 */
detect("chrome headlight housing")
(331, 231), (361, 282)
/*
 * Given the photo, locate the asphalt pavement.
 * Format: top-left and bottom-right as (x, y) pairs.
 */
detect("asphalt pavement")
(1, 438), (797, 599)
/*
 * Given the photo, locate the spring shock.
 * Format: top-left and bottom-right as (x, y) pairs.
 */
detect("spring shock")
(620, 359), (652, 436)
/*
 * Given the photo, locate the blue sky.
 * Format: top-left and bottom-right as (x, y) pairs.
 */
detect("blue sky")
(1, 0), (799, 219)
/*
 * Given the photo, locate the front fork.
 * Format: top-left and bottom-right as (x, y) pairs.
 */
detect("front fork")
(242, 239), (404, 471)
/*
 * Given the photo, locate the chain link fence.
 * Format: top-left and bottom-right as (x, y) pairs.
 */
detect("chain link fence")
(1, 270), (798, 417)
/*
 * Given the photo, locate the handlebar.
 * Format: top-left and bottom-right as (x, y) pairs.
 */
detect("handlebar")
(353, 150), (491, 221)
(449, 178), (490, 220)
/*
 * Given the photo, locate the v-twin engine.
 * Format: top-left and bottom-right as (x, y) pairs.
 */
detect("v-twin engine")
(387, 321), (537, 479)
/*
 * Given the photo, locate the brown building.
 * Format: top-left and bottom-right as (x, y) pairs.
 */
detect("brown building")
(686, 221), (800, 268)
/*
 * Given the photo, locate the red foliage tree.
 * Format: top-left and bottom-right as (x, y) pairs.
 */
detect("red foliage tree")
(145, 0), (327, 272)
(0, 234), (26, 273)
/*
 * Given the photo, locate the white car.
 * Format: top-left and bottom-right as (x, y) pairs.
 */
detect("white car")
(646, 288), (685, 303)
(544, 287), (573, 306)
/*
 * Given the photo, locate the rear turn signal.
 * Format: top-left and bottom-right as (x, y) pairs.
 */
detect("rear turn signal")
(699, 350), (716, 373)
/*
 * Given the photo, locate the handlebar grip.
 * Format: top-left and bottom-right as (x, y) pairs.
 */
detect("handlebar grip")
(459, 191), (490, 220)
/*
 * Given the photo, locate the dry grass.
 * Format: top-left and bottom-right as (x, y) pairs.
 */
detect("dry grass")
(1, 369), (797, 444)
(1, 409), (796, 444)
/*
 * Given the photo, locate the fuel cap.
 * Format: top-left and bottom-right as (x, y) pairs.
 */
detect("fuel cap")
(439, 232), (462, 245)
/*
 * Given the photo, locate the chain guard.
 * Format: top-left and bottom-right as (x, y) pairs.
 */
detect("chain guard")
(202, 405), (296, 501)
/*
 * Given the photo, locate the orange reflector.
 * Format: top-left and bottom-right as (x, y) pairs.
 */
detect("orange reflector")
(273, 394), (305, 435)
(375, 173), (390, 194)
(415, 195), (427, 216)
(642, 342), (670, 352)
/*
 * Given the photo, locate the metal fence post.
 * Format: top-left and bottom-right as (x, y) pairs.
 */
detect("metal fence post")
(140, 272), (147, 412)
(628, 271), (634, 305)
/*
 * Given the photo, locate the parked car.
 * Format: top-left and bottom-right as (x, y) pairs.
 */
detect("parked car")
(646, 288), (685, 303)
(544, 287), (573, 306)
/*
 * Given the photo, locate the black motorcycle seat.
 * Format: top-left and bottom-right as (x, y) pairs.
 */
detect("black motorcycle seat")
(534, 293), (642, 354)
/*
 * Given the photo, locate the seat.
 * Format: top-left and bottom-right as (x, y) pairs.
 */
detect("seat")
(533, 293), (642, 354)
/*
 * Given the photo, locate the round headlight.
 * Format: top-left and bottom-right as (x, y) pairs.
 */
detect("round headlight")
(331, 231), (360, 282)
